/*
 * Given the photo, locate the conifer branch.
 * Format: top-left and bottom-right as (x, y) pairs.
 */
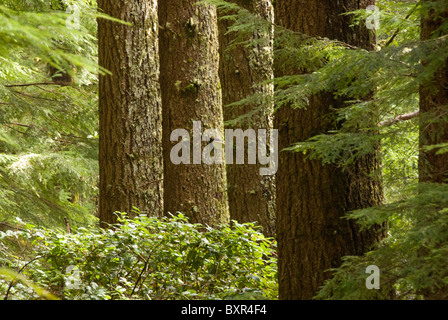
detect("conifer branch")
(379, 110), (420, 126)
(384, 3), (419, 47)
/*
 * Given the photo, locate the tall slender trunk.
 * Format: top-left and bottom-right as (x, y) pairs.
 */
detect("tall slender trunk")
(419, 1), (448, 299)
(419, 3), (448, 184)
(97, 0), (164, 227)
(218, 0), (276, 236)
(274, 0), (384, 299)
(159, 0), (230, 226)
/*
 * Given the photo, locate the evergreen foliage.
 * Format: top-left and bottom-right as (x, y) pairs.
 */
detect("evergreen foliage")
(0, 0), (105, 228)
(0, 0), (447, 300)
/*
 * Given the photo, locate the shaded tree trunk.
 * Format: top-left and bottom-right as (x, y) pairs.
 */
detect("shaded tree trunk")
(218, 0), (276, 236)
(274, 0), (385, 299)
(419, 2), (448, 299)
(97, 0), (164, 227)
(159, 0), (230, 226)
(419, 3), (448, 184)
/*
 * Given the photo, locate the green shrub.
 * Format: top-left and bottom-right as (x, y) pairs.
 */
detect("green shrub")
(0, 213), (278, 300)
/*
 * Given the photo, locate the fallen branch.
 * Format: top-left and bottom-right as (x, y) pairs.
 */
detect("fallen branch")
(7, 123), (32, 128)
(3, 82), (70, 88)
(0, 222), (25, 232)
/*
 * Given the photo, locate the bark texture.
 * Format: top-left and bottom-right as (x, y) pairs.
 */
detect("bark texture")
(419, 2), (448, 299)
(159, 0), (230, 226)
(419, 4), (448, 184)
(218, 0), (276, 236)
(274, 0), (384, 299)
(97, 0), (164, 227)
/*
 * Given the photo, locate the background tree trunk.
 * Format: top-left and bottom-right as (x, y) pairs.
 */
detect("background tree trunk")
(274, 0), (385, 299)
(419, 4), (448, 184)
(218, 0), (276, 236)
(159, 0), (230, 226)
(419, 2), (448, 299)
(97, 0), (164, 227)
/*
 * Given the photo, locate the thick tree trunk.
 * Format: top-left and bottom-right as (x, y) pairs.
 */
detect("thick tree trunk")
(274, 0), (384, 299)
(419, 2), (448, 299)
(97, 0), (164, 227)
(218, 0), (276, 236)
(159, 0), (230, 226)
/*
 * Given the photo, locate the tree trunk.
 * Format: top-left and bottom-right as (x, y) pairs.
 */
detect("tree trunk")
(97, 0), (164, 227)
(218, 0), (276, 236)
(159, 0), (230, 226)
(419, 4), (448, 184)
(419, 2), (448, 299)
(274, 0), (385, 299)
